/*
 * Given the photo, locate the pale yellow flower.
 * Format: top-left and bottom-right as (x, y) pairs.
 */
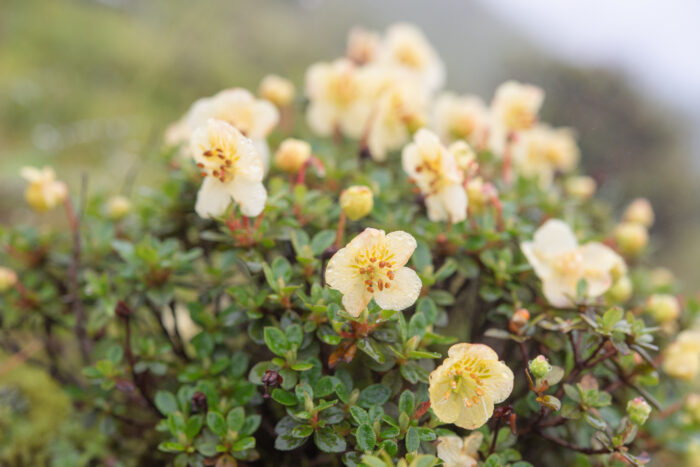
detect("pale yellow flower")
(449, 140), (477, 172)
(429, 343), (514, 430)
(305, 59), (373, 139)
(378, 23), (445, 93)
(491, 81), (544, 133)
(346, 27), (381, 65)
(366, 80), (428, 161)
(565, 176), (597, 200)
(21, 166), (68, 212)
(325, 228), (421, 317)
(521, 219), (626, 308)
(0, 267), (18, 292)
(259, 74), (296, 108)
(465, 177), (486, 214)
(511, 125), (579, 187)
(274, 138), (311, 174)
(340, 186), (374, 221)
(663, 329), (700, 381)
(186, 88), (279, 170)
(106, 195), (131, 220)
(433, 92), (489, 148)
(623, 198), (654, 227)
(191, 119), (266, 218)
(436, 432), (482, 467)
(402, 129), (468, 223)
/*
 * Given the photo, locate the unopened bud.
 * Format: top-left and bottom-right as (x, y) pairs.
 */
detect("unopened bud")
(0, 267), (18, 292)
(650, 267), (674, 289)
(340, 185), (374, 221)
(466, 177), (486, 213)
(274, 138), (311, 174)
(564, 176), (597, 201)
(107, 195), (131, 220)
(606, 275), (633, 304)
(627, 397), (651, 425)
(529, 355), (551, 379)
(623, 198), (654, 227)
(614, 222), (648, 256)
(191, 391), (208, 413)
(259, 74), (295, 108)
(645, 294), (680, 324)
(262, 369), (283, 399)
(115, 300), (133, 319)
(509, 308), (530, 334)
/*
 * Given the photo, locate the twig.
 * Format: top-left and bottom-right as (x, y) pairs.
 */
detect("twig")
(65, 174), (92, 364)
(145, 298), (190, 362)
(536, 429), (612, 455)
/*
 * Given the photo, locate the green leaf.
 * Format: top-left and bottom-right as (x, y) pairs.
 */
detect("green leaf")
(206, 411), (227, 437)
(350, 406), (370, 426)
(158, 441), (185, 453)
(358, 384), (391, 408)
(405, 426), (420, 452)
(271, 388), (298, 406)
(227, 407), (245, 432)
(286, 324), (304, 347)
(241, 415), (261, 436)
(399, 390), (415, 415)
(355, 423), (376, 451)
(291, 424), (314, 438)
(264, 326), (290, 357)
(232, 436), (256, 451)
(311, 230), (336, 256)
(314, 427), (347, 453)
(154, 391), (178, 415)
(362, 455), (387, 467)
(408, 313), (427, 339)
(357, 338), (386, 364)
(275, 433), (308, 451)
(185, 415), (203, 440)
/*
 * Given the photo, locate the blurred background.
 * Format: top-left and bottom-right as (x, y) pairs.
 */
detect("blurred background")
(1, 0), (699, 286)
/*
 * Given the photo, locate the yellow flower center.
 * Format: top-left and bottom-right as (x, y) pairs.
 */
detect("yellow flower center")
(553, 250), (583, 277)
(442, 357), (492, 407)
(449, 113), (476, 139)
(328, 73), (359, 109)
(196, 133), (240, 183)
(395, 44), (425, 69)
(414, 150), (450, 194)
(351, 243), (397, 293)
(504, 101), (534, 130)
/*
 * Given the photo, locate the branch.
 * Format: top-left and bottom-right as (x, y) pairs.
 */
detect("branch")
(145, 298), (190, 362)
(536, 429), (612, 455)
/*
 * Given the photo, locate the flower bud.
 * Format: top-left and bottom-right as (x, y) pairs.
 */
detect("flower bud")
(606, 275), (633, 304)
(274, 138), (311, 174)
(650, 267), (674, 289)
(645, 294), (680, 324)
(259, 74), (295, 108)
(686, 394), (700, 424)
(626, 397), (651, 425)
(107, 195), (131, 220)
(623, 198), (654, 227)
(191, 391), (208, 413)
(509, 308), (530, 334)
(466, 177), (486, 214)
(340, 185), (374, 221)
(528, 355), (552, 379)
(614, 222), (648, 256)
(0, 267), (18, 292)
(564, 176), (596, 201)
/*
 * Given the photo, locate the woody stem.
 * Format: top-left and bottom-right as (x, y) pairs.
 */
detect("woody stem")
(334, 211), (347, 249)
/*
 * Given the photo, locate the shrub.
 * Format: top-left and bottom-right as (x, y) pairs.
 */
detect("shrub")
(1, 23), (698, 467)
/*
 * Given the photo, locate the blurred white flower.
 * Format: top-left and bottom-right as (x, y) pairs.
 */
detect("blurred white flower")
(402, 129), (468, 223)
(305, 59), (373, 139)
(491, 80), (544, 133)
(21, 166), (68, 212)
(521, 219), (626, 308)
(433, 92), (489, 148)
(378, 23), (445, 93)
(346, 27), (381, 65)
(191, 119), (266, 218)
(259, 74), (296, 108)
(511, 125), (579, 187)
(436, 432), (482, 467)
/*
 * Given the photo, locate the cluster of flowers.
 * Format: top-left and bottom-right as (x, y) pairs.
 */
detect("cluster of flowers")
(4, 22), (697, 466)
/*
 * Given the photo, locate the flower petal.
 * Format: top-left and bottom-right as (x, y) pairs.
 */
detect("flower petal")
(533, 219), (578, 256)
(325, 247), (357, 294)
(341, 282), (372, 317)
(195, 176), (232, 218)
(373, 267), (422, 311)
(385, 231), (417, 267)
(542, 276), (576, 308)
(438, 183), (468, 223)
(453, 394), (494, 430)
(229, 177), (267, 217)
(480, 360), (515, 404)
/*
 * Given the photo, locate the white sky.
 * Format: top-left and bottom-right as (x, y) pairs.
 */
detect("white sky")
(474, 0), (700, 128)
